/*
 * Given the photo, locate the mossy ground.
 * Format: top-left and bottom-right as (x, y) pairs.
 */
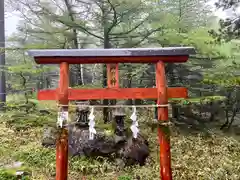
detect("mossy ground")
(0, 95), (239, 180)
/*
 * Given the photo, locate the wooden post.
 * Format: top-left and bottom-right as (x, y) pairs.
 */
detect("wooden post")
(155, 61), (172, 180)
(56, 62), (69, 180)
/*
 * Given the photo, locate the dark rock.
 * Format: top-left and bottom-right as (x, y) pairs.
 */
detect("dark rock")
(42, 124), (116, 156)
(42, 104), (149, 166)
(68, 125), (117, 157)
(42, 125), (150, 166)
(82, 136), (118, 158)
(117, 135), (150, 166)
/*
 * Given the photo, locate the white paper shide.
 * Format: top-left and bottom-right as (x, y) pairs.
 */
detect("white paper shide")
(130, 106), (139, 139)
(57, 111), (69, 128)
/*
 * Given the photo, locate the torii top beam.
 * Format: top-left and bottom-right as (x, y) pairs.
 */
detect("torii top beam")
(27, 47), (195, 64)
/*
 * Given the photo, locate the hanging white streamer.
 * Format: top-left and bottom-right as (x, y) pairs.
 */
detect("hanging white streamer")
(88, 107), (96, 140)
(130, 106), (139, 139)
(57, 111), (68, 128)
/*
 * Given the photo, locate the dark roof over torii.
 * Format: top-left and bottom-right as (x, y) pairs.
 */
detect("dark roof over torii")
(28, 47), (195, 57)
(27, 47), (196, 64)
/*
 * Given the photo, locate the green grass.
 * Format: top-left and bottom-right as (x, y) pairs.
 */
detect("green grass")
(0, 166), (31, 180)
(0, 94), (240, 179)
(0, 169), (29, 180)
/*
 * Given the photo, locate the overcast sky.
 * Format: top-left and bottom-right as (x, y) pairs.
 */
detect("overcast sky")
(5, 11), (19, 36)
(4, 1), (230, 37)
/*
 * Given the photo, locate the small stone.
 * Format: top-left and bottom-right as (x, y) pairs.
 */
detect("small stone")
(16, 171), (24, 175)
(115, 158), (125, 169)
(16, 171), (30, 178)
(4, 161), (23, 169)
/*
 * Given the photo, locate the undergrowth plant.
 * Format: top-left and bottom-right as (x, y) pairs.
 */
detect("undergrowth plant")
(202, 61), (240, 129)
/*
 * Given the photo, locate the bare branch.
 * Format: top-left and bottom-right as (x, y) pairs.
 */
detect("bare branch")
(109, 18), (147, 36)
(41, 5), (104, 40)
(63, 0), (79, 48)
(75, 0), (92, 6)
(106, 0), (118, 33)
(50, 0), (65, 13)
(17, 0), (104, 40)
(23, 27), (71, 34)
(131, 27), (163, 47)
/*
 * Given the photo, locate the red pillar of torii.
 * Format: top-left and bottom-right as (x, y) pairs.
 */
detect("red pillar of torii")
(28, 47), (195, 180)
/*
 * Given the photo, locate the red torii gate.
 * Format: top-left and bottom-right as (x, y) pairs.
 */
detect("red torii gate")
(28, 47), (195, 180)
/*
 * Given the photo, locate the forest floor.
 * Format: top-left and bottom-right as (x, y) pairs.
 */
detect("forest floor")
(0, 95), (240, 180)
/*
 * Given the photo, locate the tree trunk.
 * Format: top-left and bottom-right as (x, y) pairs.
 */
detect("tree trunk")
(0, 0), (5, 111)
(102, 5), (111, 123)
(64, 0), (83, 87)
